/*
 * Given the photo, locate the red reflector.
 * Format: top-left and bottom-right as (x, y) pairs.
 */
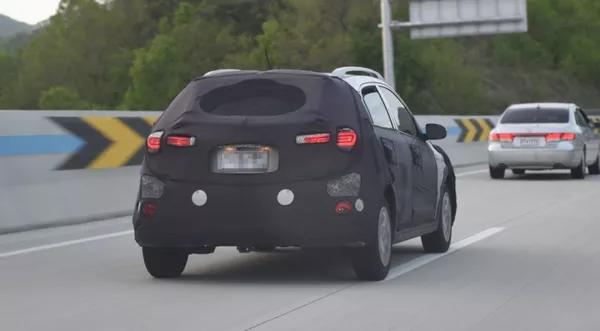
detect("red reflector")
(147, 131), (164, 153)
(167, 135), (196, 147)
(296, 133), (331, 144)
(143, 203), (156, 216)
(337, 130), (357, 149)
(335, 201), (352, 215)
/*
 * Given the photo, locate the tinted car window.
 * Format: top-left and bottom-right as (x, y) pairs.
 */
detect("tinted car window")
(575, 110), (587, 126)
(500, 108), (570, 124)
(362, 89), (394, 129)
(200, 79), (306, 116)
(379, 87), (418, 136)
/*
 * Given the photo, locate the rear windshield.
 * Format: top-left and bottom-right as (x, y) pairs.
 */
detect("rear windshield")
(199, 78), (306, 116)
(500, 108), (570, 124)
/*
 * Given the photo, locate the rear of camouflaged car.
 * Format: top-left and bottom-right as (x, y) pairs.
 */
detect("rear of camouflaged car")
(133, 70), (391, 250)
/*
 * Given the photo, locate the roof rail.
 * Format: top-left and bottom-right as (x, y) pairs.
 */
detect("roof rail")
(203, 69), (242, 77)
(331, 66), (384, 80)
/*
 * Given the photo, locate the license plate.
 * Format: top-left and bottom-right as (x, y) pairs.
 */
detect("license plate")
(518, 137), (543, 147)
(213, 145), (276, 174)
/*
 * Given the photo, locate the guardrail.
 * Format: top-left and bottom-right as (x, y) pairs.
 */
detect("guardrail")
(3, 110), (595, 234)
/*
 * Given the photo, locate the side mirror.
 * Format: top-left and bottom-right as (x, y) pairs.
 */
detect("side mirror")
(425, 123), (447, 140)
(592, 122), (600, 129)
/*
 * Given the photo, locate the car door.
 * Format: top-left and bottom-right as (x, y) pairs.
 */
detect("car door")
(360, 85), (414, 230)
(577, 107), (600, 161)
(377, 86), (438, 226)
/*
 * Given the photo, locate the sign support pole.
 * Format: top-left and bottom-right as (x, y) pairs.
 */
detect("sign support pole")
(379, 0), (527, 92)
(381, 0), (396, 91)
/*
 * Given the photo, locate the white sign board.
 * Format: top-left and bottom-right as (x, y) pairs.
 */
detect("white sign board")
(406, 0), (528, 39)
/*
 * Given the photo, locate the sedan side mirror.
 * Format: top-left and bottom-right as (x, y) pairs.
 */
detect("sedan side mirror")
(425, 123), (447, 140)
(591, 122), (600, 129)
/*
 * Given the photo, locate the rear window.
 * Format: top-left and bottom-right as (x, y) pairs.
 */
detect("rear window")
(199, 78), (306, 116)
(500, 108), (570, 124)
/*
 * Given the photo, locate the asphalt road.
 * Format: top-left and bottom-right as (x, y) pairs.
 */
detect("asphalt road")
(2, 165), (600, 331)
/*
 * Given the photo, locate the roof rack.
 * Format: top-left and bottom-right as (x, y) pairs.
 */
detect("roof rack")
(331, 66), (384, 80)
(203, 69), (242, 77)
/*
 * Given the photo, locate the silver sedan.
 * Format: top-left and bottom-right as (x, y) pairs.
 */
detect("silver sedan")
(487, 103), (600, 179)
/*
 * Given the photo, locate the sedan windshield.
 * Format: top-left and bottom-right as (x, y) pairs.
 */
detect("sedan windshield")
(500, 108), (570, 124)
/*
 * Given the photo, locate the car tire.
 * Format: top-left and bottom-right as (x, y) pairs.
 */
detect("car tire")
(571, 155), (586, 179)
(421, 186), (453, 253)
(142, 247), (188, 279)
(588, 154), (600, 175)
(352, 201), (393, 281)
(489, 166), (505, 179)
(512, 169), (525, 175)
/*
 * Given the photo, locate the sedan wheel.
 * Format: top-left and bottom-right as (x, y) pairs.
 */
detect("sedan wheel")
(571, 155), (586, 179)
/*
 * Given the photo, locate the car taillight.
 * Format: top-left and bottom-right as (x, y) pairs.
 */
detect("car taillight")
(167, 135), (196, 147)
(489, 133), (514, 142)
(296, 133), (331, 144)
(146, 131), (164, 153)
(546, 132), (575, 141)
(337, 129), (357, 150)
(490, 132), (576, 143)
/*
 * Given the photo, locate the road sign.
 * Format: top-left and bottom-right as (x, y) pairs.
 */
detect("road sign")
(379, 0), (528, 89)
(49, 116), (157, 170)
(405, 0), (528, 39)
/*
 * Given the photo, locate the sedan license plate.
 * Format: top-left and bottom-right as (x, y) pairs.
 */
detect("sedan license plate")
(213, 145), (277, 174)
(519, 137), (541, 146)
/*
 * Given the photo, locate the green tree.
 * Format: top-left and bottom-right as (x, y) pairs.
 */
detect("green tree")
(38, 86), (91, 110)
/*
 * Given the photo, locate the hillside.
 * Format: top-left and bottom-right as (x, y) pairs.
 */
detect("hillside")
(1, 0), (600, 113)
(0, 14), (32, 37)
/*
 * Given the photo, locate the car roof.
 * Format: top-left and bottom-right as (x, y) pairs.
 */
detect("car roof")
(505, 102), (576, 111)
(201, 67), (391, 93)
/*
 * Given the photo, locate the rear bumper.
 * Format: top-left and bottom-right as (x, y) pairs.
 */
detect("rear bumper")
(132, 174), (381, 249)
(488, 142), (582, 169)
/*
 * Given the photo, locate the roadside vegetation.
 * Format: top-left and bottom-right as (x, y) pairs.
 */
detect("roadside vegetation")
(1, 0), (600, 114)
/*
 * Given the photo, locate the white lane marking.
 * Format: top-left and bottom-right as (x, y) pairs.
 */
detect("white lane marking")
(0, 230), (133, 259)
(231, 227), (506, 330)
(456, 169), (488, 177)
(385, 226), (505, 281)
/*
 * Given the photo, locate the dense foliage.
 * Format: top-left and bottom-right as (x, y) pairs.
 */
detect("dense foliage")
(1, 0), (600, 114)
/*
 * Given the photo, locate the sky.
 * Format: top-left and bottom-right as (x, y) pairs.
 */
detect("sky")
(0, 0), (61, 25)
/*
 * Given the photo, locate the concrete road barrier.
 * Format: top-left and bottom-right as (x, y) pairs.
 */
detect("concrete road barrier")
(0, 110), (498, 234)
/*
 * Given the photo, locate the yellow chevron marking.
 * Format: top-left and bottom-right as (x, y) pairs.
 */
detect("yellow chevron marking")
(143, 116), (158, 126)
(475, 118), (492, 142)
(461, 119), (477, 143)
(82, 117), (145, 169)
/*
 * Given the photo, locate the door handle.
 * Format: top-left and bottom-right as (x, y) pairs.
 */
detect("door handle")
(410, 145), (422, 167)
(380, 139), (397, 165)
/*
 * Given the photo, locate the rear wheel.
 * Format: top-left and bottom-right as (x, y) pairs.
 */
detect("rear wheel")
(352, 201), (392, 281)
(512, 169), (525, 175)
(588, 153), (600, 175)
(571, 155), (587, 179)
(142, 247), (188, 279)
(421, 187), (453, 253)
(489, 166), (505, 179)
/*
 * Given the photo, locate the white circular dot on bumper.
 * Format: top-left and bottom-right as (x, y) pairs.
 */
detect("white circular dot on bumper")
(355, 198), (364, 212)
(191, 190), (208, 206)
(277, 189), (294, 206)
